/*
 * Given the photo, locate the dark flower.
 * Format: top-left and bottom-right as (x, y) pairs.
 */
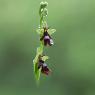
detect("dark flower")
(40, 28), (54, 46)
(38, 57), (50, 75)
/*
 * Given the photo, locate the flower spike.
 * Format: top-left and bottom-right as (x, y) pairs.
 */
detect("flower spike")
(33, 1), (56, 83)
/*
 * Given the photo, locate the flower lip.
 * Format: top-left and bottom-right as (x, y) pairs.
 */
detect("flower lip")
(44, 35), (50, 40)
(41, 63), (50, 75)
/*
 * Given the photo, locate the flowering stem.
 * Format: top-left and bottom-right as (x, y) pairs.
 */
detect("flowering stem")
(33, 1), (56, 83)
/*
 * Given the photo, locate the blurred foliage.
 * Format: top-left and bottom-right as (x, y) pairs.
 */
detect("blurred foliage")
(0, 0), (95, 95)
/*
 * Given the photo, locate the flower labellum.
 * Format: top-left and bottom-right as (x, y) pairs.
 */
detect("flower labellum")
(41, 63), (50, 75)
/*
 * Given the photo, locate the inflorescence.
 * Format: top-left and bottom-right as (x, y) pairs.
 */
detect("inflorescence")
(33, 1), (56, 82)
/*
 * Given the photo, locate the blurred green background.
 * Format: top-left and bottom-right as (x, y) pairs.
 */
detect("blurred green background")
(0, 0), (95, 95)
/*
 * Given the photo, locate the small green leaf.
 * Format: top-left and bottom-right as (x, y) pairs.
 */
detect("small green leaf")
(33, 46), (43, 81)
(33, 60), (41, 82)
(33, 54), (41, 82)
(33, 56), (38, 73)
(48, 29), (56, 35)
(36, 67), (41, 82)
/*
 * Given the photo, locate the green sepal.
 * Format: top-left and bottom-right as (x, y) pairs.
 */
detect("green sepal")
(41, 56), (49, 61)
(48, 29), (56, 35)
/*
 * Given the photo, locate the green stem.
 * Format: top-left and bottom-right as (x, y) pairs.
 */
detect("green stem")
(39, 17), (44, 54)
(40, 16), (43, 28)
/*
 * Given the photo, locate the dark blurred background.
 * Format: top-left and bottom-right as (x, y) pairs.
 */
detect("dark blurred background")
(0, 0), (95, 95)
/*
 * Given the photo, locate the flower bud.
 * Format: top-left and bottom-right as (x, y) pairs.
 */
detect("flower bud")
(40, 1), (48, 9)
(43, 8), (48, 17)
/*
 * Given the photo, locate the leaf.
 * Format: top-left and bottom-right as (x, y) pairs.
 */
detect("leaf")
(33, 46), (43, 72)
(36, 68), (41, 81)
(33, 56), (41, 82)
(41, 56), (49, 61)
(48, 29), (56, 35)
(33, 61), (41, 82)
(35, 63), (41, 81)
(33, 57), (38, 75)
(33, 46), (44, 82)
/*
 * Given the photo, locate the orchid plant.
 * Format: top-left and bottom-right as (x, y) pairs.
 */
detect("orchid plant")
(33, 1), (56, 82)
